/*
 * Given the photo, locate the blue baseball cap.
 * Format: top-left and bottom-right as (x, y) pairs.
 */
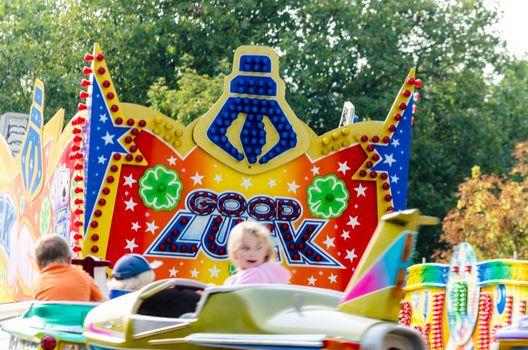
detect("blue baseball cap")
(112, 254), (162, 280)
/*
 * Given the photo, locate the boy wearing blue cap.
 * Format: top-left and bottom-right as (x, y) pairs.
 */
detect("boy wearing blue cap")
(107, 254), (162, 299)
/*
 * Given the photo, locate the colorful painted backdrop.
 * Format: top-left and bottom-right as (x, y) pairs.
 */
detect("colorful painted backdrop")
(0, 44), (420, 302)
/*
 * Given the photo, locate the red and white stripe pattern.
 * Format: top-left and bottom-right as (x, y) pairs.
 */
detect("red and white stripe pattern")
(399, 300), (412, 326)
(505, 295), (514, 326)
(477, 293), (492, 350)
(431, 293), (445, 350)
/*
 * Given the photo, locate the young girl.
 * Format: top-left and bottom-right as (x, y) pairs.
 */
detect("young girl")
(224, 221), (291, 285)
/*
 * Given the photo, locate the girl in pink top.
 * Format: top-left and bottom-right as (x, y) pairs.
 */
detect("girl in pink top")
(224, 221), (291, 285)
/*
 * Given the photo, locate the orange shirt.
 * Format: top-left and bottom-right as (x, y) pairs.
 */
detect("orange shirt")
(32, 263), (105, 302)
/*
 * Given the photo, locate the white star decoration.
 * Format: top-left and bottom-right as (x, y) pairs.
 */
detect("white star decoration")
(123, 174), (137, 187)
(328, 274), (338, 283)
(98, 155), (107, 164)
(391, 174), (400, 184)
(307, 275), (317, 286)
(383, 153), (396, 167)
(241, 178), (253, 189)
(346, 216), (360, 229)
(102, 132), (114, 145)
(208, 265), (220, 278)
(268, 178), (277, 188)
(125, 238), (138, 252)
(345, 249), (358, 262)
(131, 221), (140, 231)
(169, 267), (178, 277)
(191, 172), (204, 185)
(337, 161), (351, 175)
(310, 165), (320, 176)
(167, 156), (177, 165)
(354, 184), (367, 197)
(341, 230), (350, 240)
(287, 180), (300, 194)
(323, 235), (335, 249)
(146, 220), (159, 234)
(190, 268), (200, 278)
(392, 139), (400, 147)
(124, 197), (137, 211)
(214, 174), (223, 183)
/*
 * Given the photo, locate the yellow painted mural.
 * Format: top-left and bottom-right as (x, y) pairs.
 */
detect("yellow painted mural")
(402, 243), (528, 350)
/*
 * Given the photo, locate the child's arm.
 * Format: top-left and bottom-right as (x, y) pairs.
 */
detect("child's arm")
(87, 274), (107, 301)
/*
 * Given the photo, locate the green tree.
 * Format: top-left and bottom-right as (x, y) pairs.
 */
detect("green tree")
(485, 59), (528, 170)
(0, 1), (83, 117)
(1, 0), (524, 261)
(0, 1), (504, 127)
(146, 58), (228, 125)
(434, 142), (528, 261)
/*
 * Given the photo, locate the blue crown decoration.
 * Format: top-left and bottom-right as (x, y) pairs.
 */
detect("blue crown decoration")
(205, 54), (298, 165)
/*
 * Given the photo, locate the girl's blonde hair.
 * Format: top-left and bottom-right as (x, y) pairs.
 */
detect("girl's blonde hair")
(227, 221), (276, 263)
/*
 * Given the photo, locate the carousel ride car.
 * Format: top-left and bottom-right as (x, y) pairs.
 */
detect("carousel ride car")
(83, 278), (419, 350)
(2, 209), (435, 350)
(495, 315), (528, 350)
(82, 209), (436, 350)
(3, 302), (96, 350)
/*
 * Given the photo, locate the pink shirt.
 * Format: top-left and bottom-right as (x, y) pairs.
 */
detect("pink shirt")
(224, 262), (291, 285)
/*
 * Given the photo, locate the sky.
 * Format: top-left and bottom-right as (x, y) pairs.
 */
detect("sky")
(488, 0), (528, 58)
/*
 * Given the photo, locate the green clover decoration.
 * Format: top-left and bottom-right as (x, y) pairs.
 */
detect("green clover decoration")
(20, 196), (25, 214)
(307, 174), (349, 219)
(70, 173), (83, 212)
(228, 263), (238, 276)
(139, 165), (183, 211)
(39, 197), (51, 235)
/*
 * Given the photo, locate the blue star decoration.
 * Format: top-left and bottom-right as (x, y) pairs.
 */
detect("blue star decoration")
(83, 78), (131, 229)
(20, 81), (44, 198)
(372, 98), (414, 211)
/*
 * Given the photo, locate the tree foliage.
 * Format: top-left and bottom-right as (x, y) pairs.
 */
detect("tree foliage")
(147, 58), (227, 125)
(0, 1), (504, 126)
(434, 142), (528, 261)
(0, 0), (526, 260)
(485, 59), (528, 170)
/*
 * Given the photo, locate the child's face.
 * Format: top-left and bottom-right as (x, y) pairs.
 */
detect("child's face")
(234, 232), (267, 270)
